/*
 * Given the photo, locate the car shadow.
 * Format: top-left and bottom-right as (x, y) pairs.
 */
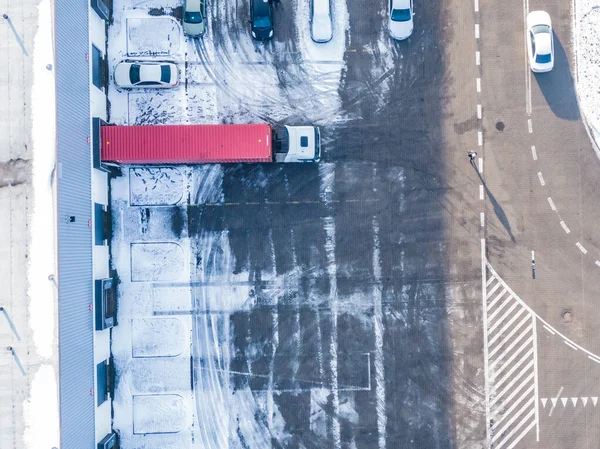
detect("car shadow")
(533, 33), (580, 121)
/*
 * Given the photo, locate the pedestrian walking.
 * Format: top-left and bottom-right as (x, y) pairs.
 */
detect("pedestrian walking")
(468, 151), (477, 162)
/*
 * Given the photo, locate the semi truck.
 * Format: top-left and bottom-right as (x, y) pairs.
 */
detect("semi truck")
(100, 123), (320, 164)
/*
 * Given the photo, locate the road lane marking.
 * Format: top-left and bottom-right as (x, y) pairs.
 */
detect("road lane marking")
(479, 157), (483, 173)
(476, 51), (481, 65)
(480, 185), (484, 200)
(589, 355), (600, 364)
(497, 419), (536, 449)
(478, 131), (483, 146)
(596, 260), (600, 267)
(477, 104), (482, 119)
(528, 119), (533, 133)
(488, 307), (525, 347)
(576, 242), (587, 254)
(593, 397), (599, 407)
(488, 315), (530, 356)
(474, 0), (479, 12)
(571, 397), (578, 407)
(547, 197), (556, 211)
(523, 0), (532, 116)
(549, 386), (563, 416)
(481, 239), (491, 447)
(481, 212), (485, 227)
(487, 293), (519, 323)
(531, 145), (537, 160)
(477, 77), (481, 92)
(492, 389), (534, 430)
(493, 351), (534, 390)
(542, 324), (555, 335)
(561, 398), (568, 407)
(488, 289), (509, 310)
(564, 340), (578, 351)
(475, 23), (480, 39)
(494, 396), (535, 439)
(537, 172), (545, 186)
(541, 398), (547, 408)
(560, 221), (570, 234)
(487, 281), (502, 298)
(582, 397), (588, 406)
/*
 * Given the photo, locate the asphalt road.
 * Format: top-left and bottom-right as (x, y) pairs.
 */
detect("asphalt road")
(185, 0), (486, 447)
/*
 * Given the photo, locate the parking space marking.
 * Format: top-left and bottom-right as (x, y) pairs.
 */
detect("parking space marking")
(531, 145), (537, 160)
(576, 242), (588, 254)
(537, 172), (545, 186)
(560, 221), (570, 234)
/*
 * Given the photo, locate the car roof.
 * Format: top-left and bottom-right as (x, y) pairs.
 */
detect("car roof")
(313, 0), (330, 15)
(254, 0), (270, 15)
(185, 0), (202, 9)
(535, 33), (552, 55)
(392, 0), (411, 9)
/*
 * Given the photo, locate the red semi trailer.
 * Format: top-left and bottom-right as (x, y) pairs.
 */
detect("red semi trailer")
(101, 123), (321, 164)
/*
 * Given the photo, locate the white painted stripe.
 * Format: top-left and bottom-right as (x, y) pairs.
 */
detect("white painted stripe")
(474, 0), (479, 12)
(492, 390), (534, 431)
(531, 250), (535, 260)
(478, 131), (483, 146)
(487, 306), (525, 347)
(501, 419), (537, 449)
(475, 23), (480, 39)
(486, 280), (502, 299)
(486, 276), (496, 287)
(561, 397), (568, 407)
(537, 172), (545, 186)
(582, 397), (588, 406)
(480, 184), (484, 200)
(531, 316), (540, 441)
(528, 118), (533, 133)
(494, 396), (535, 439)
(492, 339), (533, 385)
(481, 212), (485, 227)
(588, 355), (600, 364)
(541, 398), (547, 408)
(571, 397), (578, 407)
(596, 260), (600, 267)
(551, 397), (557, 408)
(542, 324), (555, 335)
(560, 221), (570, 234)
(593, 397), (599, 407)
(478, 157), (483, 173)
(547, 197), (556, 211)
(476, 51), (481, 65)
(477, 77), (481, 92)
(490, 372), (534, 408)
(531, 145), (537, 160)
(488, 289), (509, 311)
(576, 242), (587, 254)
(490, 333), (533, 373)
(488, 314), (530, 357)
(477, 104), (482, 119)
(564, 340), (578, 351)
(493, 354), (534, 393)
(488, 300), (521, 331)
(487, 293), (518, 323)
(481, 239), (491, 447)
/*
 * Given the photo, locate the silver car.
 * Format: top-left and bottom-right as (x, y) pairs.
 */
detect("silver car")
(114, 61), (179, 89)
(310, 0), (333, 43)
(183, 0), (207, 37)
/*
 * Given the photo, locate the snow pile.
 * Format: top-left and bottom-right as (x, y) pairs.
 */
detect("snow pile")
(575, 0), (600, 146)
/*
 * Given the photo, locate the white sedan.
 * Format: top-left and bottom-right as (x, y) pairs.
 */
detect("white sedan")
(114, 61), (179, 88)
(389, 0), (413, 41)
(526, 11), (554, 73)
(310, 0), (333, 43)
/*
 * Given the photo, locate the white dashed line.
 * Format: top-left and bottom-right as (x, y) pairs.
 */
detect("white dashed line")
(528, 119), (533, 133)
(480, 185), (484, 200)
(478, 158), (483, 173)
(478, 131), (483, 146)
(543, 325), (556, 335)
(481, 212), (485, 227)
(474, 0), (479, 12)
(477, 78), (481, 92)
(547, 197), (556, 211)
(588, 355), (600, 364)
(537, 172), (545, 186)
(476, 51), (481, 65)
(596, 260), (600, 267)
(475, 24), (480, 39)
(560, 221), (570, 234)
(576, 242), (588, 254)
(531, 145), (537, 160)
(477, 104), (482, 119)
(564, 341), (578, 351)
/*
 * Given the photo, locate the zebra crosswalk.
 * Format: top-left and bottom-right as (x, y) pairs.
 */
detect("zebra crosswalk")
(484, 263), (539, 449)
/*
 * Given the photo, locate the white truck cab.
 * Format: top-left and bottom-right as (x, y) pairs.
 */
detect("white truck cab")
(274, 125), (321, 163)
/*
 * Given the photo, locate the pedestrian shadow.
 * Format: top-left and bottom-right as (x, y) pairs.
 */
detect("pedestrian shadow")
(7, 348), (26, 376)
(472, 162), (516, 242)
(3, 16), (29, 56)
(533, 34), (579, 121)
(1, 308), (21, 341)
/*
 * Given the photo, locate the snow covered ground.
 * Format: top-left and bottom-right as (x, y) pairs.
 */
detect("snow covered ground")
(574, 0), (600, 151)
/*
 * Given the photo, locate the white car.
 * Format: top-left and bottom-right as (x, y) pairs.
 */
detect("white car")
(310, 0), (333, 43)
(113, 61), (179, 88)
(389, 0), (413, 40)
(526, 11), (554, 73)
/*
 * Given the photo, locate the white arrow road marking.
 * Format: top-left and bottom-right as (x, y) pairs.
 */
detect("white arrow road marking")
(561, 397), (568, 407)
(582, 397), (588, 406)
(592, 397), (598, 407)
(541, 398), (547, 408)
(571, 397), (578, 407)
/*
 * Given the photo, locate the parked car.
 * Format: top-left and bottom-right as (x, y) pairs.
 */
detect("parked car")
(310, 0), (333, 43)
(250, 0), (273, 40)
(388, 0), (414, 40)
(183, 0), (207, 37)
(113, 62), (179, 88)
(526, 11), (554, 73)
